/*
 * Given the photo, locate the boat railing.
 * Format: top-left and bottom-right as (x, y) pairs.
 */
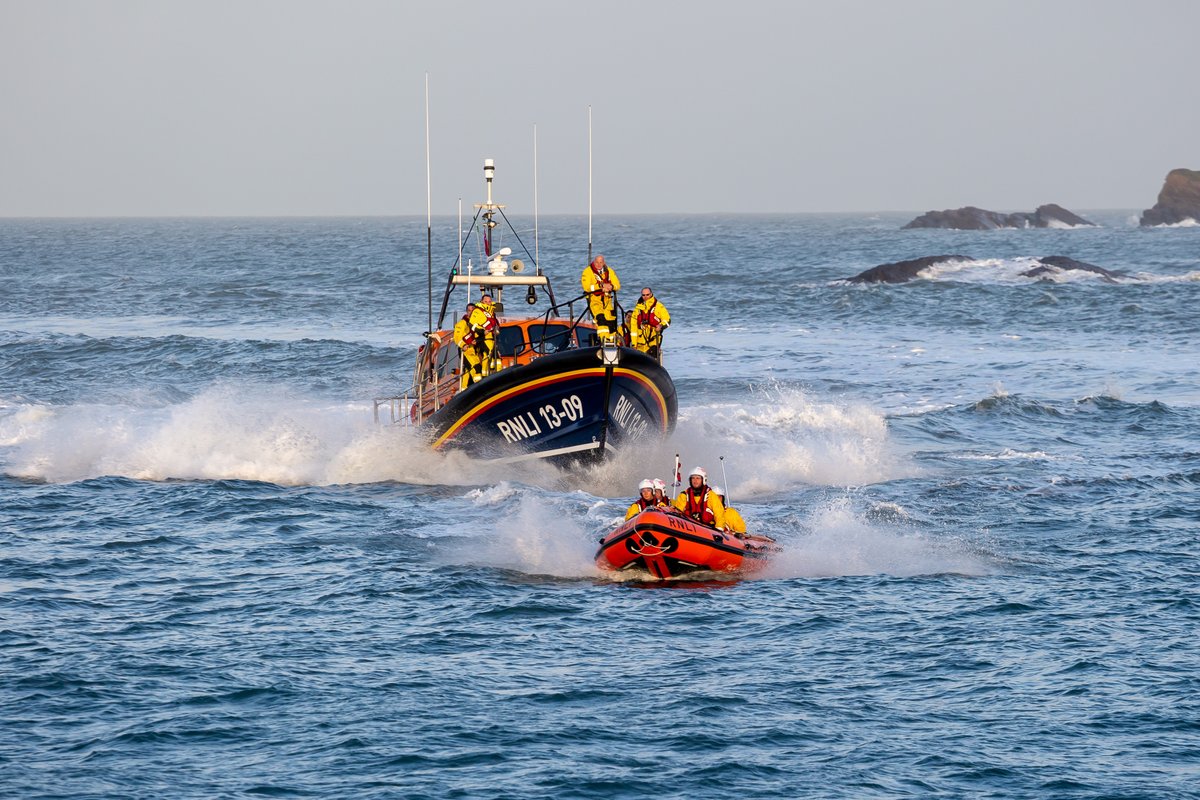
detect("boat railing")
(529, 291), (632, 351)
(373, 392), (414, 427)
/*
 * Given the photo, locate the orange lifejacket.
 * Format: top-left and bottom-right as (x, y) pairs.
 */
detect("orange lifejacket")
(682, 486), (715, 526)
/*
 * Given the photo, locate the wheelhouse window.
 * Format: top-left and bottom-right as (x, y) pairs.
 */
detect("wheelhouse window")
(496, 325), (527, 357)
(528, 323), (574, 354)
(434, 340), (460, 379)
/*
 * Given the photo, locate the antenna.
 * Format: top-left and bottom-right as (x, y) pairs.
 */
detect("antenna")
(425, 72), (432, 334)
(587, 105), (593, 264)
(533, 123), (540, 274)
(719, 456), (730, 506)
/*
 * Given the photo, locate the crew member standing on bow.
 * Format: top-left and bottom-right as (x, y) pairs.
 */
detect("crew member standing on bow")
(580, 255), (621, 343)
(631, 287), (670, 360)
(468, 293), (500, 376)
(625, 479), (658, 520)
(453, 303), (484, 389)
(672, 466), (725, 529)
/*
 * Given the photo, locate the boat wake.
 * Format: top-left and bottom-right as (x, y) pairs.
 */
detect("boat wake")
(430, 490), (997, 581)
(657, 383), (911, 493)
(762, 497), (997, 579)
(0, 385), (549, 487)
(3, 383), (909, 502)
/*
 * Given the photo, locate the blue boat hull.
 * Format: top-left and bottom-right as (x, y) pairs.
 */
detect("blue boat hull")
(425, 346), (676, 462)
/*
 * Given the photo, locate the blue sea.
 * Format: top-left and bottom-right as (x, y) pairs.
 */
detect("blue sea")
(2, 212), (1199, 799)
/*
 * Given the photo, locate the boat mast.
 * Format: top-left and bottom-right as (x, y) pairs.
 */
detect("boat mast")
(425, 73), (433, 334)
(533, 124), (540, 273)
(587, 105), (593, 264)
(483, 158), (496, 260)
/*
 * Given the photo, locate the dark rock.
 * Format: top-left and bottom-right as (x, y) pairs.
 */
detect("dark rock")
(1020, 255), (1127, 283)
(846, 255), (974, 284)
(1139, 168), (1200, 226)
(903, 204), (1095, 230)
(845, 254), (1127, 284)
(1029, 204), (1095, 228)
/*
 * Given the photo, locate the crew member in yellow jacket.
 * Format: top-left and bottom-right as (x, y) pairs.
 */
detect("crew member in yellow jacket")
(673, 466), (725, 529)
(625, 479), (659, 520)
(630, 287), (671, 359)
(467, 293), (500, 375)
(452, 304), (484, 389)
(711, 486), (746, 535)
(580, 255), (620, 343)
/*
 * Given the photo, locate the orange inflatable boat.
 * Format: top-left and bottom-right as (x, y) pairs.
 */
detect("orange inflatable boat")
(595, 507), (778, 579)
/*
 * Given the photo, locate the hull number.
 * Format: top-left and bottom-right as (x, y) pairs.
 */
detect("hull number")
(497, 395), (584, 443)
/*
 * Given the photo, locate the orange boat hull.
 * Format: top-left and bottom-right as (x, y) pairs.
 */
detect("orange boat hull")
(595, 508), (777, 580)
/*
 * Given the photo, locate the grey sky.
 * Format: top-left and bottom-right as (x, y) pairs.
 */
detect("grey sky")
(2, 0), (1196, 216)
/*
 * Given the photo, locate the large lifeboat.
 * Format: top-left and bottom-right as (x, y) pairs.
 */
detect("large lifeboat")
(596, 508), (779, 580)
(375, 159), (677, 464)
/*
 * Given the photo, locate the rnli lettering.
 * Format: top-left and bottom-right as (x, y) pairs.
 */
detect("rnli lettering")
(666, 514), (689, 532)
(496, 411), (544, 443)
(612, 394), (649, 438)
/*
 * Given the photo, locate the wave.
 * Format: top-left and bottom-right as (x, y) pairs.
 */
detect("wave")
(428, 490), (998, 581)
(1145, 218), (1199, 228)
(0, 382), (908, 492)
(0, 385), (551, 487)
(763, 497), (997, 578)
(914, 257), (1133, 285)
(640, 383), (913, 496)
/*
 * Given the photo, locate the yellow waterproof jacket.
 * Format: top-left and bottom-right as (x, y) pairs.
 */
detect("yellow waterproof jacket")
(723, 506), (747, 534)
(452, 317), (476, 349)
(631, 296), (670, 346)
(672, 486), (725, 530)
(625, 498), (654, 520)
(580, 263), (620, 297)
(468, 301), (498, 337)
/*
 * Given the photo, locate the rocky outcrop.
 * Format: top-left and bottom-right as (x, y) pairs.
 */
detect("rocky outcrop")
(1020, 256), (1127, 283)
(845, 255), (973, 283)
(903, 204), (1095, 230)
(1139, 168), (1200, 226)
(845, 254), (1125, 284)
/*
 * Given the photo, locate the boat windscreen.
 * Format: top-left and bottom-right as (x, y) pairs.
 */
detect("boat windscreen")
(496, 325), (526, 357)
(435, 340), (460, 377)
(528, 323), (573, 354)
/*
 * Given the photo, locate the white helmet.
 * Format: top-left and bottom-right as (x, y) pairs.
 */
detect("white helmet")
(638, 479), (655, 491)
(652, 478), (666, 491)
(711, 485), (724, 497)
(690, 466), (707, 480)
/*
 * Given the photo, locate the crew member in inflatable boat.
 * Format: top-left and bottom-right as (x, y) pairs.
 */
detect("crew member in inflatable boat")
(453, 303), (485, 389)
(651, 478), (670, 508)
(580, 255), (621, 343)
(625, 479), (658, 520)
(673, 466), (725, 529)
(631, 287), (670, 360)
(711, 485), (746, 536)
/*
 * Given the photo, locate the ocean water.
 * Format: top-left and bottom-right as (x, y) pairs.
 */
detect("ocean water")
(2, 212), (1199, 799)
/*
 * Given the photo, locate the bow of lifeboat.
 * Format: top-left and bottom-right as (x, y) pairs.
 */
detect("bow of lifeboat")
(595, 508), (777, 580)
